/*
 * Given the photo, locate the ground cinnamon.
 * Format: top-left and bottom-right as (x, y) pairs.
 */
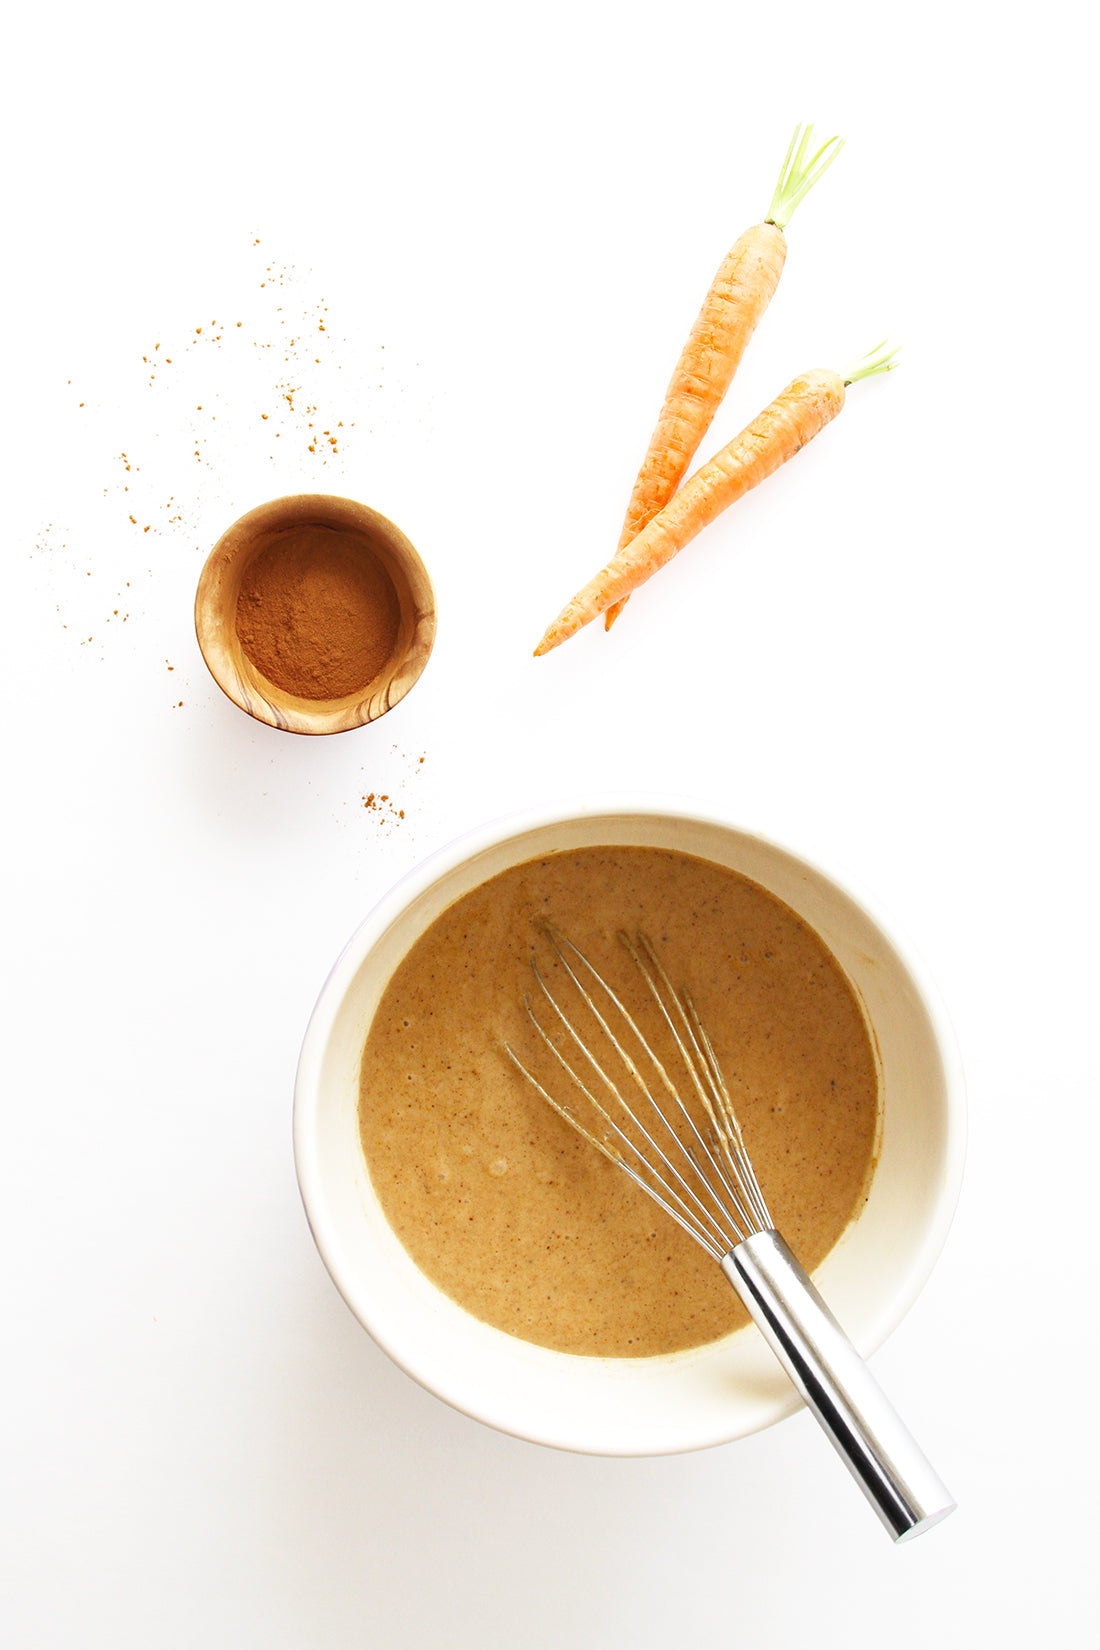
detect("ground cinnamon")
(234, 525), (400, 699)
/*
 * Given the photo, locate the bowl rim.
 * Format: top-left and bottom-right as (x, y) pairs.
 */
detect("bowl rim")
(293, 797), (967, 1452)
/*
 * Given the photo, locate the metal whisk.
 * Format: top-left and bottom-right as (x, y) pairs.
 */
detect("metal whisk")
(504, 923), (955, 1543)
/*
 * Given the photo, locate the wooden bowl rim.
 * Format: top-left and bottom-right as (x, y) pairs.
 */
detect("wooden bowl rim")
(194, 493), (436, 736)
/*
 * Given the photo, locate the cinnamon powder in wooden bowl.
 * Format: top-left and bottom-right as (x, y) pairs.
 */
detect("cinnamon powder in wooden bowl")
(195, 495), (436, 735)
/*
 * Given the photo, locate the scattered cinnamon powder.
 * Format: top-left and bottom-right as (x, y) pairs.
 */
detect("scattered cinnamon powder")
(234, 526), (400, 700)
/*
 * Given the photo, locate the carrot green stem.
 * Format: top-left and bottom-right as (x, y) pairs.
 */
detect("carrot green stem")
(766, 123), (844, 230)
(841, 340), (900, 386)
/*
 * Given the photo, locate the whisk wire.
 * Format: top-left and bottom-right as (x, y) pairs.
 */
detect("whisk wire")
(685, 997), (774, 1232)
(504, 1030), (732, 1260)
(547, 925), (758, 1248)
(526, 941), (742, 1254)
(552, 924), (757, 1248)
(625, 933), (770, 1241)
(506, 925), (782, 1256)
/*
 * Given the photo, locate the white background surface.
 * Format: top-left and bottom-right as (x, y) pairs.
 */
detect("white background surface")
(4, 2), (1096, 1643)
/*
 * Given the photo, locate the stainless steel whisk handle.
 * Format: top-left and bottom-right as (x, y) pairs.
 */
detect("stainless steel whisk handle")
(721, 1231), (955, 1543)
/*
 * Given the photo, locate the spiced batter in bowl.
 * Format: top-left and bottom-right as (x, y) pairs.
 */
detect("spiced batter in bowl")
(358, 847), (880, 1358)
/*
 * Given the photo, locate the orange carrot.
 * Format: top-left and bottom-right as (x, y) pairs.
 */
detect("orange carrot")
(604, 123), (843, 631)
(534, 346), (897, 657)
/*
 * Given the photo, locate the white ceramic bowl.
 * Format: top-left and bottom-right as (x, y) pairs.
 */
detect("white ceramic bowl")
(293, 803), (965, 1456)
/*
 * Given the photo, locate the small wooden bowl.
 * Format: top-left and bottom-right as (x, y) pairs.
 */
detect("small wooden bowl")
(194, 494), (436, 736)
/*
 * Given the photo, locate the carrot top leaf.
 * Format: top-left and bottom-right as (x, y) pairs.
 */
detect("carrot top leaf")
(841, 340), (901, 386)
(766, 123), (844, 230)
